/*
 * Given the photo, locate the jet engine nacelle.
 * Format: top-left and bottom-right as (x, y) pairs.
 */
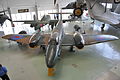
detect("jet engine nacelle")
(29, 40), (39, 48)
(29, 31), (41, 48)
(73, 32), (84, 49)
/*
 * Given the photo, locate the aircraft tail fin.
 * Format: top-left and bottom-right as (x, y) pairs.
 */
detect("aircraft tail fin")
(40, 15), (51, 22)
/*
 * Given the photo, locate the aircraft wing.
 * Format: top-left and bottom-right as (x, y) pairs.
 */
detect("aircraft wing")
(2, 33), (51, 45)
(39, 34), (51, 45)
(13, 20), (58, 27)
(50, 19), (79, 23)
(62, 34), (118, 46)
(2, 34), (119, 47)
(62, 34), (75, 46)
(63, 19), (80, 22)
(83, 35), (119, 45)
(2, 34), (32, 44)
(13, 20), (50, 24)
(13, 20), (37, 24)
(13, 19), (78, 27)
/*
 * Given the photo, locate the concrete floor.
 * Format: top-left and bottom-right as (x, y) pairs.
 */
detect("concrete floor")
(0, 20), (120, 80)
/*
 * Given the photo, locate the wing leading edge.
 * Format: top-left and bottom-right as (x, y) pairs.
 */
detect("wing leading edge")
(83, 35), (119, 45)
(62, 34), (119, 46)
(2, 33), (51, 45)
(2, 34), (31, 44)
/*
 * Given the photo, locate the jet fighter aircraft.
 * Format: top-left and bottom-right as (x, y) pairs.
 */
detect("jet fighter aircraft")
(2, 16), (119, 76)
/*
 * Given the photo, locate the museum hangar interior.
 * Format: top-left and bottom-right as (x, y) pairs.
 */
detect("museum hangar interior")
(0, 0), (120, 80)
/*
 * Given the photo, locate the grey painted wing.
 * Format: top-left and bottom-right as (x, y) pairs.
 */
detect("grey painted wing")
(83, 35), (119, 45)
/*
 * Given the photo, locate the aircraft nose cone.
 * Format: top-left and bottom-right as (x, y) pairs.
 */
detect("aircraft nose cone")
(46, 61), (54, 68)
(45, 44), (57, 68)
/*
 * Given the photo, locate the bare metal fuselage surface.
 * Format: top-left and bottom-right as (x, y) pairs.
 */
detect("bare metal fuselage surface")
(45, 21), (64, 68)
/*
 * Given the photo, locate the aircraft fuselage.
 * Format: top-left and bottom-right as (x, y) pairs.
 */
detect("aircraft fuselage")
(45, 21), (64, 68)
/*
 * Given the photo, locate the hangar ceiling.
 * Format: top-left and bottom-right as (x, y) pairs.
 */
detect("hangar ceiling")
(0, 0), (75, 13)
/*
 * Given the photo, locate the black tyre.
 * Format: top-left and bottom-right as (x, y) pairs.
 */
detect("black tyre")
(73, 8), (83, 18)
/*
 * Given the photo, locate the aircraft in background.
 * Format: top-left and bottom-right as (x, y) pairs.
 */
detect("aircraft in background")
(13, 15), (53, 30)
(13, 13), (79, 30)
(2, 13), (119, 76)
(56, 0), (120, 29)
(0, 10), (12, 26)
(62, 1), (87, 18)
(85, 0), (120, 27)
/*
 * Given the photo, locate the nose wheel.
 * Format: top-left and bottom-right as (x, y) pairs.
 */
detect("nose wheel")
(48, 68), (55, 76)
(73, 8), (83, 18)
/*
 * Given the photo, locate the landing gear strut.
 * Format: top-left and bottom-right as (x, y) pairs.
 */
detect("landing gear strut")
(101, 24), (105, 31)
(69, 46), (75, 52)
(40, 45), (46, 51)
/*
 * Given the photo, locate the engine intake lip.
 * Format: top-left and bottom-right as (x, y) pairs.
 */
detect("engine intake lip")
(29, 42), (38, 48)
(75, 43), (84, 49)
